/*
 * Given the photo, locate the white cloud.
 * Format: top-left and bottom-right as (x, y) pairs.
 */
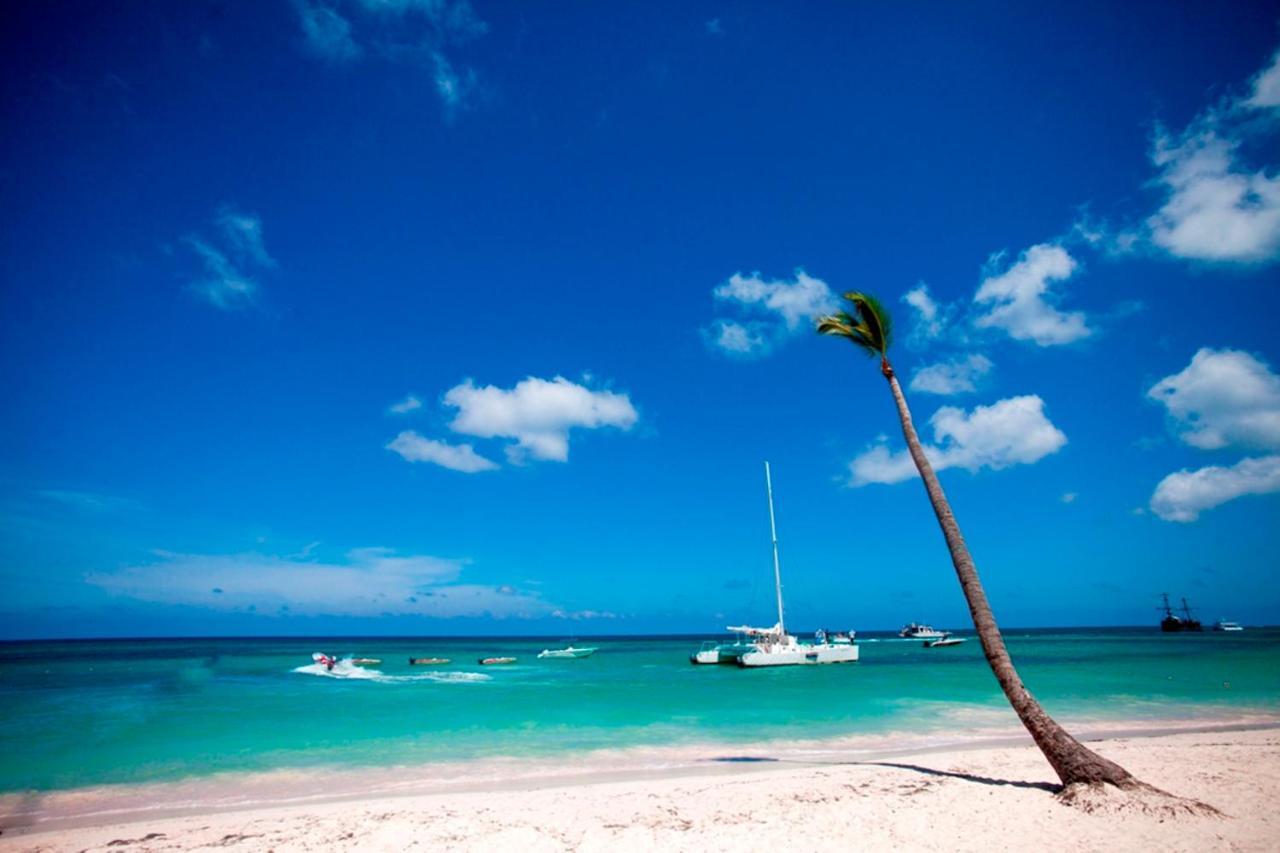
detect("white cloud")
(1150, 455), (1280, 522)
(1246, 50), (1280, 109)
(973, 244), (1091, 345)
(551, 608), (620, 620)
(295, 0), (361, 61)
(1068, 216), (1141, 258)
(1147, 128), (1280, 264)
(389, 394), (423, 414)
(216, 208), (276, 268)
(1147, 348), (1280, 450)
(848, 395), (1067, 486)
(902, 284), (942, 340)
(292, 0), (486, 114)
(87, 547), (554, 618)
(386, 431), (498, 473)
(38, 490), (141, 512)
(909, 354), (993, 396)
(1141, 46), (1280, 265)
(708, 269), (836, 357)
(714, 270), (836, 330)
(431, 51), (477, 117)
(184, 207), (274, 311)
(705, 319), (770, 357)
(443, 376), (638, 463)
(185, 238), (258, 310)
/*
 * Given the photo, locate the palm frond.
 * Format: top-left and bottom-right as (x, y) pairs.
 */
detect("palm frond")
(848, 292), (893, 354)
(815, 310), (879, 357)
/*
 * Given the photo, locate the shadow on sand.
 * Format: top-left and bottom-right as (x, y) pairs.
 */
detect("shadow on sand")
(0, 791), (43, 837)
(705, 755), (1058, 792)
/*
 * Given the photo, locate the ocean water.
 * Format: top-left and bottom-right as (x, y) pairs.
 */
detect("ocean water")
(1, 628), (1277, 793)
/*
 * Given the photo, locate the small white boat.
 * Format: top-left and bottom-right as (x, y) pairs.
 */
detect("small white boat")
(900, 623), (947, 640)
(537, 645), (598, 659)
(924, 635), (966, 648)
(1213, 620), (1244, 632)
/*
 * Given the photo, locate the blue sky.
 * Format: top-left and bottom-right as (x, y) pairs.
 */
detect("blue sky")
(3, 2), (1280, 639)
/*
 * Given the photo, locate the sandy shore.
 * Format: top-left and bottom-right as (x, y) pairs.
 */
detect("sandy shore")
(3, 723), (1279, 851)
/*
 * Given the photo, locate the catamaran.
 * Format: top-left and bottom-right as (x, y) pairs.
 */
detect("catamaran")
(693, 463), (859, 668)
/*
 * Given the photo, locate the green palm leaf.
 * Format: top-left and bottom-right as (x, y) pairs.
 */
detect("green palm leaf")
(815, 291), (892, 358)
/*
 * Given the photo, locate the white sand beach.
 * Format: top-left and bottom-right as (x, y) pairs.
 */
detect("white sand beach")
(4, 723), (1278, 852)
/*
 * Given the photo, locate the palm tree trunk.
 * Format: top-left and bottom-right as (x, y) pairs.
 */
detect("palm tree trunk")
(881, 359), (1137, 790)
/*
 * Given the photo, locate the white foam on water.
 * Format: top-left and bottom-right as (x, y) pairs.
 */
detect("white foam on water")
(292, 659), (490, 684)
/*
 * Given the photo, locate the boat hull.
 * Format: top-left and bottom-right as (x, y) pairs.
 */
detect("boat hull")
(537, 647), (597, 659)
(899, 624), (946, 640)
(691, 643), (752, 665)
(738, 644), (859, 667)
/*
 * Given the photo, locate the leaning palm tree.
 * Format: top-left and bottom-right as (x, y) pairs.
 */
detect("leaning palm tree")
(817, 291), (1203, 807)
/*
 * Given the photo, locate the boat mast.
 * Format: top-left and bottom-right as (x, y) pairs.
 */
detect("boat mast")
(764, 461), (785, 635)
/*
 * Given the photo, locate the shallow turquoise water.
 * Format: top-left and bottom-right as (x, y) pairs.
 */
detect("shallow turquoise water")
(1, 629), (1277, 792)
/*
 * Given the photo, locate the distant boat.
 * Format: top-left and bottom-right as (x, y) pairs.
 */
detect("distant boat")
(537, 645), (598, 659)
(1213, 620), (1244, 632)
(694, 463), (858, 668)
(924, 634), (966, 648)
(311, 652), (343, 671)
(815, 629), (855, 645)
(478, 657), (517, 665)
(899, 623), (947, 640)
(1159, 593), (1203, 632)
(351, 658), (382, 666)
(408, 657), (449, 665)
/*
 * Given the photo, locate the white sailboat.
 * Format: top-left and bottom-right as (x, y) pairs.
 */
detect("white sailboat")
(728, 463), (859, 668)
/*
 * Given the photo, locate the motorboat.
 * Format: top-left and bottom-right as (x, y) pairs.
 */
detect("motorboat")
(1213, 620), (1244, 632)
(408, 657), (450, 665)
(351, 658), (382, 666)
(478, 657), (517, 665)
(899, 623), (947, 640)
(924, 634), (966, 648)
(537, 645), (598, 659)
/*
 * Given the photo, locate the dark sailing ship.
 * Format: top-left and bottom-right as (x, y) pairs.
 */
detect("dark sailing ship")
(1158, 593), (1202, 632)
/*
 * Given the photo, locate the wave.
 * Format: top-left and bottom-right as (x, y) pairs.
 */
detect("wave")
(292, 660), (490, 684)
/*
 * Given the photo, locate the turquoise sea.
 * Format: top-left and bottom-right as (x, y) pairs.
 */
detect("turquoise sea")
(2, 628), (1278, 793)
